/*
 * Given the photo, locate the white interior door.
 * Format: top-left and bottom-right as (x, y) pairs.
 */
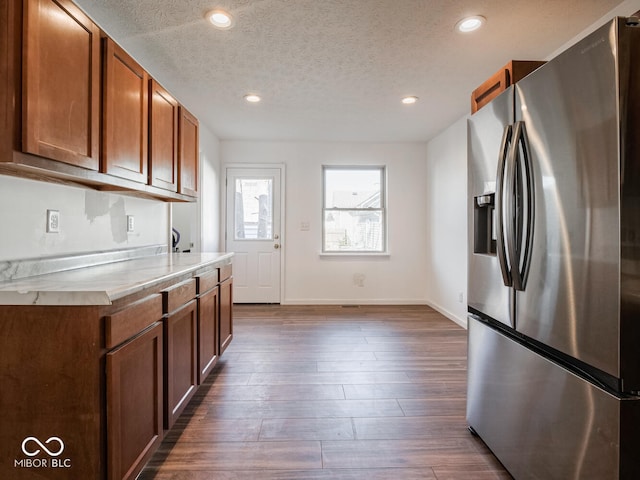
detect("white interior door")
(225, 167), (282, 303)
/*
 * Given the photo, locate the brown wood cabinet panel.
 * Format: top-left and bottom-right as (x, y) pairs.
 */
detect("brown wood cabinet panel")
(220, 264), (232, 282)
(219, 276), (233, 355)
(107, 322), (163, 480)
(197, 286), (219, 384)
(102, 37), (149, 183)
(196, 268), (219, 295)
(0, 0), (19, 163)
(22, 0), (100, 170)
(149, 79), (178, 192)
(162, 278), (196, 314)
(178, 106), (199, 197)
(105, 293), (163, 349)
(471, 60), (545, 114)
(164, 299), (198, 429)
(0, 305), (103, 480)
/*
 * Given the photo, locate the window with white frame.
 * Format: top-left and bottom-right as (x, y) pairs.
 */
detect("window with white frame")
(322, 166), (386, 253)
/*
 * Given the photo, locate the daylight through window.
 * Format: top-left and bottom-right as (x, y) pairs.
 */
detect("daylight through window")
(323, 166), (386, 253)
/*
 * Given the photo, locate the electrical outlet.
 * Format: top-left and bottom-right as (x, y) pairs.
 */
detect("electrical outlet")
(126, 215), (135, 232)
(458, 292), (464, 303)
(46, 210), (60, 233)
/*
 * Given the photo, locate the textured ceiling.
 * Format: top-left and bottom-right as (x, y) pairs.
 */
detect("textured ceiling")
(73, 0), (626, 142)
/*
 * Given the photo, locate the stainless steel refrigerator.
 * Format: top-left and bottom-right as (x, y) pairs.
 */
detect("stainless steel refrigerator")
(467, 17), (640, 479)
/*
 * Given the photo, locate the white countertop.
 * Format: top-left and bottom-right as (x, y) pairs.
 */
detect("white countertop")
(0, 252), (233, 306)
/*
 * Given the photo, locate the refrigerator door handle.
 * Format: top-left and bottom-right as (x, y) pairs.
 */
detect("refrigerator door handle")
(495, 124), (513, 287)
(509, 121), (535, 291)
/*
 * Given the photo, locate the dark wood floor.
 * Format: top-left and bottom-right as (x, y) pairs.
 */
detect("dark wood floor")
(139, 304), (511, 479)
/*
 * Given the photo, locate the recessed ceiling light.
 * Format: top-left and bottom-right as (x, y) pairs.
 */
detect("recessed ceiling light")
(244, 94), (261, 103)
(206, 9), (234, 29)
(402, 96), (418, 105)
(455, 15), (486, 33)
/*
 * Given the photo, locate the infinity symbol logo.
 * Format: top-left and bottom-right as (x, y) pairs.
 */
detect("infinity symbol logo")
(21, 437), (65, 457)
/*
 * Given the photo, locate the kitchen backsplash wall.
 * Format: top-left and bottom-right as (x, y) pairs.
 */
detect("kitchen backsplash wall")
(0, 175), (169, 261)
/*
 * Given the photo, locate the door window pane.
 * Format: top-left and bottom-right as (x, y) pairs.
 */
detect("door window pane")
(234, 178), (273, 240)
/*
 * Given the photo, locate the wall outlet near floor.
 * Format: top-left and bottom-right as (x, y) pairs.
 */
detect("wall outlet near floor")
(126, 215), (135, 232)
(46, 209), (60, 233)
(458, 292), (464, 303)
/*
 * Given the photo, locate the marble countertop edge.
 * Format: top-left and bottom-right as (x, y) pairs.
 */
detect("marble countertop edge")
(0, 252), (234, 306)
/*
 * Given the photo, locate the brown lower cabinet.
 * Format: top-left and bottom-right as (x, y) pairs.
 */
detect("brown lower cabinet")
(196, 270), (220, 384)
(163, 295), (198, 429)
(0, 262), (232, 480)
(106, 322), (163, 480)
(219, 266), (234, 355)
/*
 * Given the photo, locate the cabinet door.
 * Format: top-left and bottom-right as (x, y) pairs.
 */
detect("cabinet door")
(106, 322), (163, 480)
(22, 0), (100, 170)
(149, 79), (178, 191)
(164, 299), (198, 428)
(219, 276), (233, 355)
(102, 38), (148, 183)
(178, 106), (199, 197)
(0, 0), (18, 162)
(198, 287), (218, 384)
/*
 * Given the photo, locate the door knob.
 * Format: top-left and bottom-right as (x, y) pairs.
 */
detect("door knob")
(274, 244), (280, 249)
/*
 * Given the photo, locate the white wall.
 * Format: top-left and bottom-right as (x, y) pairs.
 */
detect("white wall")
(200, 124), (222, 252)
(221, 141), (429, 304)
(547, 0), (640, 59)
(0, 175), (168, 261)
(424, 117), (468, 327)
(172, 124), (222, 253)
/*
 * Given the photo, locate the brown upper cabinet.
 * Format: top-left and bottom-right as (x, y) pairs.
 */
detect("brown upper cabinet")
(22, 0), (101, 170)
(471, 60), (545, 114)
(149, 79), (179, 192)
(179, 106), (199, 197)
(102, 38), (149, 183)
(0, 0), (198, 201)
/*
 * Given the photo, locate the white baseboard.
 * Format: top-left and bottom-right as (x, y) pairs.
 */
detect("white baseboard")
(425, 301), (467, 329)
(281, 298), (429, 306)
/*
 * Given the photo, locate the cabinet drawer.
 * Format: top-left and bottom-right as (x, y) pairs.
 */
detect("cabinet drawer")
(105, 294), (163, 349)
(162, 278), (196, 314)
(219, 264), (232, 282)
(196, 269), (219, 294)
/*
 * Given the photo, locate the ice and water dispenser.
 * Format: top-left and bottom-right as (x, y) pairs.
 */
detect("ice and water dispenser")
(474, 192), (497, 255)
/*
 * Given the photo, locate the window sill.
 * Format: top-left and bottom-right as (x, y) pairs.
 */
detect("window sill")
(319, 252), (390, 258)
